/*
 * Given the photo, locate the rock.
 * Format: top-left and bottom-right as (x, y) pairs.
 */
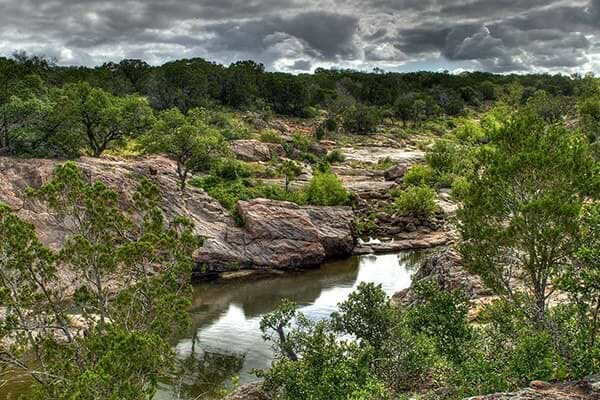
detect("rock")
(406, 222), (417, 232)
(0, 156), (355, 284)
(197, 198), (354, 270)
(530, 381), (551, 390)
(309, 143), (328, 156)
(353, 230), (449, 255)
(269, 120), (290, 134)
(230, 140), (285, 162)
(340, 146), (424, 165)
(384, 164), (408, 181)
(224, 382), (271, 400)
(465, 375), (600, 400)
(393, 250), (491, 306)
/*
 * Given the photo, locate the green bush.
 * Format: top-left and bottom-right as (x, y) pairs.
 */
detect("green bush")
(305, 172), (350, 206)
(325, 149), (346, 164)
(292, 133), (311, 153)
(342, 103), (382, 134)
(211, 158), (253, 181)
(395, 186), (439, 219)
(403, 164), (433, 187)
(191, 176), (307, 212)
(259, 129), (283, 144)
(453, 120), (484, 143)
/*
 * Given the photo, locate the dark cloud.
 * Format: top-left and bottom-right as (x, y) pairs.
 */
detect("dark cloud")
(288, 59), (313, 71)
(0, 0), (598, 73)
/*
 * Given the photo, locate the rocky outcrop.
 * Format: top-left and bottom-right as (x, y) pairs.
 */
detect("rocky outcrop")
(197, 198), (354, 271)
(466, 376), (600, 400)
(354, 231), (450, 255)
(0, 156), (354, 279)
(384, 164), (408, 181)
(224, 383), (271, 400)
(230, 140), (285, 162)
(393, 250), (492, 306)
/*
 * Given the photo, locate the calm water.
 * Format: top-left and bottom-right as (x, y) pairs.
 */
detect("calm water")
(156, 251), (426, 399)
(0, 251), (426, 400)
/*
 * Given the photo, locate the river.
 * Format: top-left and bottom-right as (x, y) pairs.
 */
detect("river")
(155, 250), (427, 399)
(0, 250), (426, 399)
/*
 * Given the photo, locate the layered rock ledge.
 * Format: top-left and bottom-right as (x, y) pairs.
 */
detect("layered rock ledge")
(0, 156), (354, 279)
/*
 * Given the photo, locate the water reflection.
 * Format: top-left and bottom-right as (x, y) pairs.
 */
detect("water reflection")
(156, 251), (426, 400)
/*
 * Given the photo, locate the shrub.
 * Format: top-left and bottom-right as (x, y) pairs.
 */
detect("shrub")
(453, 120), (484, 143)
(259, 129), (283, 144)
(192, 177), (307, 211)
(479, 81), (497, 101)
(292, 133), (311, 153)
(324, 117), (338, 132)
(325, 149), (346, 164)
(315, 124), (327, 141)
(211, 158), (253, 181)
(403, 164), (433, 187)
(395, 186), (439, 219)
(305, 172), (350, 206)
(342, 103), (382, 134)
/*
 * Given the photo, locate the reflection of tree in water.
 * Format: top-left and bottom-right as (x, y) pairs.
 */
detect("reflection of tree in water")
(397, 249), (437, 273)
(169, 332), (245, 400)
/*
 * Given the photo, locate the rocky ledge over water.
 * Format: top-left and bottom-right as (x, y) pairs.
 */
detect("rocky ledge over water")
(0, 156), (355, 277)
(0, 155), (450, 281)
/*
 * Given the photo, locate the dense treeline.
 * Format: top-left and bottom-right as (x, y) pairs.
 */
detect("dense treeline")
(2, 52), (597, 161)
(0, 53), (585, 119)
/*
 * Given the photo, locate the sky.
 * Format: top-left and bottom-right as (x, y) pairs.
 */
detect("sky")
(1, 0), (599, 74)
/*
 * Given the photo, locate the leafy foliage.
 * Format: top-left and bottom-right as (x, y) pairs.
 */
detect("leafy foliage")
(305, 172), (350, 206)
(0, 163), (200, 399)
(458, 109), (597, 323)
(395, 186), (439, 220)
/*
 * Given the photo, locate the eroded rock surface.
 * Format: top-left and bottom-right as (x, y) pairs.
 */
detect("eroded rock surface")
(466, 376), (600, 400)
(393, 250), (492, 306)
(0, 156), (354, 277)
(230, 139), (285, 162)
(224, 383), (271, 400)
(197, 198), (355, 270)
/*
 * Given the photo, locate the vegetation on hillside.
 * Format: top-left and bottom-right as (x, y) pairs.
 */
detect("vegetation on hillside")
(1, 52), (600, 400)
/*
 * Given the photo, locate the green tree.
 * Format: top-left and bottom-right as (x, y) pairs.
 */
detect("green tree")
(458, 110), (597, 324)
(331, 282), (393, 354)
(278, 160), (303, 192)
(1, 88), (80, 157)
(63, 82), (154, 157)
(142, 107), (229, 190)
(258, 301), (386, 400)
(0, 163), (200, 399)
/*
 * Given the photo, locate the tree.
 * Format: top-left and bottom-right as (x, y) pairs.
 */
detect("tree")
(555, 202), (600, 372)
(258, 301), (386, 400)
(458, 109), (596, 324)
(0, 163), (200, 399)
(278, 160), (303, 192)
(341, 103), (381, 134)
(1, 88), (80, 157)
(63, 82), (154, 157)
(411, 99), (427, 127)
(142, 108), (229, 190)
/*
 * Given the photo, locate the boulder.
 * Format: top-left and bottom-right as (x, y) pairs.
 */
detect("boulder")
(197, 199), (355, 270)
(224, 383), (271, 400)
(393, 250), (491, 306)
(230, 140), (285, 162)
(384, 164), (409, 181)
(465, 375), (600, 400)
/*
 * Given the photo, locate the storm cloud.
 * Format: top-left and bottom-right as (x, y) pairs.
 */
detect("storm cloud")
(1, 0), (599, 73)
